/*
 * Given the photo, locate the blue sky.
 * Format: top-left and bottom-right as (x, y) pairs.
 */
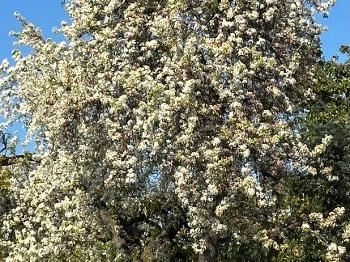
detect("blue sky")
(0, 0), (349, 154)
(0, 1), (69, 61)
(319, 0), (350, 60)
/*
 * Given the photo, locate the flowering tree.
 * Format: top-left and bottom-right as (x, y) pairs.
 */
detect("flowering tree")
(0, 0), (345, 261)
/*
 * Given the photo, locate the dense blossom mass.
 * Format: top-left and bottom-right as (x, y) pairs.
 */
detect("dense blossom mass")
(0, 0), (348, 261)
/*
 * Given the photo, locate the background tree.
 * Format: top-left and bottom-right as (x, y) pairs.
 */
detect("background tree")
(307, 47), (350, 208)
(296, 48), (350, 261)
(0, 0), (344, 261)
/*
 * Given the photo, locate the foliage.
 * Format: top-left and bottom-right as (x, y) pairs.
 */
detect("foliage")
(300, 50), (350, 261)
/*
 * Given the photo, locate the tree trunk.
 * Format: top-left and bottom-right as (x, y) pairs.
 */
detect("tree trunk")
(197, 236), (217, 262)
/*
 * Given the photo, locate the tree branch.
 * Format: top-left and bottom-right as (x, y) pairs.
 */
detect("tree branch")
(0, 154), (39, 167)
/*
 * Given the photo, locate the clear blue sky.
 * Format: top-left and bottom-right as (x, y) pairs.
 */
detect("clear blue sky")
(0, 0), (349, 153)
(319, 0), (350, 60)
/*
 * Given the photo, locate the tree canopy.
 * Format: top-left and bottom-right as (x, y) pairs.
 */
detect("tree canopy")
(0, 0), (349, 261)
